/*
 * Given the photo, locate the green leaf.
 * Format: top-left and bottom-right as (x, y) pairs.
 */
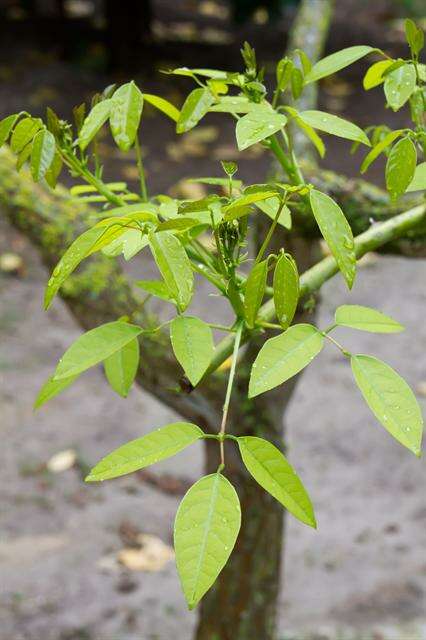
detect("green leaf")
(86, 422), (204, 481)
(309, 189), (356, 289)
(385, 137), (417, 201)
(406, 162), (426, 192)
(305, 45), (376, 83)
(244, 260), (268, 329)
(170, 316), (214, 386)
(351, 355), (423, 456)
(360, 129), (403, 173)
(249, 324), (324, 398)
(221, 160), (238, 177)
(54, 321), (142, 380)
(110, 82), (144, 151)
(276, 57), (293, 92)
(236, 106), (287, 150)
(273, 253), (299, 329)
(363, 60), (394, 89)
(405, 19), (424, 57)
(30, 129), (55, 181)
(295, 48), (312, 75)
(335, 305), (404, 333)
(45, 226), (107, 309)
(45, 151), (63, 189)
(209, 96), (257, 114)
(298, 110), (370, 146)
(10, 117), (42, 153)
(16, 142), (32, 171)
(143, 93), (180, 122)
(174, 473), (241, 609)
(78, 100), (112, 150)
(134, 279), (174, 301)
(102, 228), (149, 260)
(34, 373), (79, 410)
(286, 107), (325, 157)
(384, 64), (416, 111)
(0, 114), (19, 147)
(238, 436), (316, 527)
(176, 88), (214, 133)
(255, 197), (292, 229)
(149, 231), (194, 312)
(104, 338), (140, 397)
(290, 67), (304, 100)
(223, 190), (277, 218)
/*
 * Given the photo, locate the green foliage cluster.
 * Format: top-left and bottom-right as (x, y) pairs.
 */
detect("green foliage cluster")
(1, 20), (424, 608)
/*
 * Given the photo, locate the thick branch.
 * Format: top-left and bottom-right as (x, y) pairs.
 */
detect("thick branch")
(207, 203), (426, 376)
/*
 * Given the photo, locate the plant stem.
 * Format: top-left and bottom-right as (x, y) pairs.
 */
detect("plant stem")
(61, 150), (125, 206)
(218, 321), (244, 466)
(255, 199), (286, 265)
(135, 136), (148, 201)
(323, 332), (351, 357)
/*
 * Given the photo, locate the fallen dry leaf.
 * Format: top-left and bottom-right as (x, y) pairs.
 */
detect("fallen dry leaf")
(46, 449), (76, 473)
(118, 534), (174, 572)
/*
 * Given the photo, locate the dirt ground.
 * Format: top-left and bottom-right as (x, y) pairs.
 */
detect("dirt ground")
(0, 1), (425, 639)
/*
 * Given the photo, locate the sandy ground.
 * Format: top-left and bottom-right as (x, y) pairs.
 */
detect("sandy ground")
(0, 1), (426, 638)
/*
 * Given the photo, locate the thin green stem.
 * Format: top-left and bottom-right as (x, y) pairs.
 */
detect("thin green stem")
(322, 332), (351, 357)
(218, 321), (244, 466)
(135, 136), (148, 201)
(255, 199), (286, 265)
(61, 149), (124, 206)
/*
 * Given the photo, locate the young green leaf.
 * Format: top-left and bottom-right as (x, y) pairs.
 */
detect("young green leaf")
(104, 338), (140, 397)
(236, 107), (287, 150)
(0, 114), (19, 147)
(290, 67), (304, 100)
(351, 355), (423, 456)
(244, 260), (268, 329)
(298, 110), (370, 146)
(174, 473), (241, 609)
(309, 189), (356, 289)
(363, 60), (394, 90)
(238, 436), (316, 527)
(149, 231), (194, 312)
(249, 324), (324, 397)
(406, 162), (426, 192)
(34, 373), (79, 410)
(78, 99), (112, 150)
(134, 279), (174, 301)
(45, 226), (109, 309)
(30, 129), (55, 181)
(143, 93), (180, 122)
(384, 64), (416, 111)
(273, 253), (299, 329)
(276, 57), (293, 92)
(170, 316), (214, 386)
(10, 117), (42, 153)
(288, 109), (325, 157)
(176, 88), (214, 133)
(16, 142), (32, 171)
(54, 321), (142, 380)
(335, 305), (404, 333)
(86, 422), (204, 481)
(360, 129), (403, 174)
(209, 96), (257, 114)
(45, 151), (63, 189)
(385, 137), (417, 201)
(255, 197), (292, 228)
(304, 45), (376, 83)
(405, 19), (424, 58)
(110, 82), (144, 151)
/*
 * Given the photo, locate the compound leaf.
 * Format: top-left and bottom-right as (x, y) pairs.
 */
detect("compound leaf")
(104, 338), (140, 397)
(54, 321), (142, 380)
(305, 45), (376, 83)
(385, 137), (417, 200)
(238, 436), (316, 527)
(249, 324), (324, 397)
(86, 422), (204, 481)
(31, 129), (55, 181)
(236, 107), (287, 150)
(244, 260), (268, 328)
(298, 110), (370, 146)
(335, 305), (404, 333)
(149, 231), (194, 312)
(351, 355), (423, 456)
(170, 316), (214, 386)
(110, 81), (144, 151)
(176, 88), (214, 133)
(309, 189), (356, 289)
(273, 253), (299, 329)
(174, 473), (241, 609)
